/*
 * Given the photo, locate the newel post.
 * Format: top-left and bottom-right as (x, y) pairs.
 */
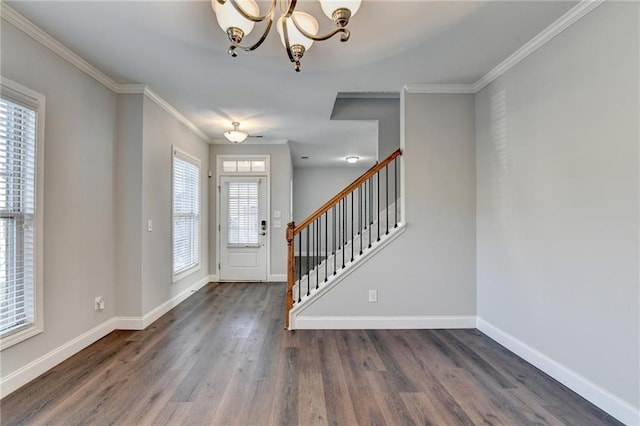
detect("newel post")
(285, 222), (295, 330)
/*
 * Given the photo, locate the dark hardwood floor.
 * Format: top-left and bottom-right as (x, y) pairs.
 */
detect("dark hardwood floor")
(1, 282), (622, 425)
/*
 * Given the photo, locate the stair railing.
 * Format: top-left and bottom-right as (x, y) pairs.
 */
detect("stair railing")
(285, 148), (402, 328)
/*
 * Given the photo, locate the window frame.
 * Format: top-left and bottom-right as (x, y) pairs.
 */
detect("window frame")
(171, 146), (201, 282)
(0, 77), (45, 351)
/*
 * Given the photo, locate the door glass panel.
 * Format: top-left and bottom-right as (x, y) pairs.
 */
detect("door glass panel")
(251, 160), (266, 172)
(237, 161), (251, 172)
(227, 181), (260, 247)
(222, 161), (237, 172)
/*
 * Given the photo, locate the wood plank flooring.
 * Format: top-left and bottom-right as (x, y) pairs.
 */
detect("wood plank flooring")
(1, 282), (622, 425)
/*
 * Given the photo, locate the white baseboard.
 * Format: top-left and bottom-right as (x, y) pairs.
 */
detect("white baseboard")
(0, 275), (215, 398)
(118, 275), (213, 330)
(268, 274), (286, 282)
(293, 315), (476, 330)
(0, 317), (118, 398)
(477, 318), (639, 426)
(115, 316), (144, 330)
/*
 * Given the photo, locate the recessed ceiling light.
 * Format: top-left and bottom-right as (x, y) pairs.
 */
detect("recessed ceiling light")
(346, 156), (359, 164)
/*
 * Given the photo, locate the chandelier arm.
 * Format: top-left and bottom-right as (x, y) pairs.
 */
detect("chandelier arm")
(223, 0), (276, 23)
(291, 13), (351, 42)
(281, 18), (296, 63)
(229, 16), (275, 52)
(280, 0), (297, 18)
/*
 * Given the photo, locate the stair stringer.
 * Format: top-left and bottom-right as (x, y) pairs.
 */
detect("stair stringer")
(288, 223), (406, 330)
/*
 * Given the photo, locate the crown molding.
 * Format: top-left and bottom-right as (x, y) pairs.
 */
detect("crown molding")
(103, 83), (210, 141)
(3, 0), (603, 136)
(0, 3), (209, 142)
(406, 1), (604, 95)
(336, 91), (400, 100)
(404, 84), (476, 94)
(473, 0), (605, 92)
(0, 3), (120, 93)
(142, 87), (209, 141)
(116, 84), (210, 141)
(116, 84), (146, 94)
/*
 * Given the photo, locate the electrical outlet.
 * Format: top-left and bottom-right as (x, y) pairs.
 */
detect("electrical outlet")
(368, 290), (378, 303)
(94, 296), (105, 311)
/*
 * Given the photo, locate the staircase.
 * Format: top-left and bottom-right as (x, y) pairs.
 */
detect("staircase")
(285, 149), (403, 329)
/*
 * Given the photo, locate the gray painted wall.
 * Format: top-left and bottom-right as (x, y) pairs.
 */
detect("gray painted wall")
(1, 22), (118, 376)
(292, 166), (369, 224)
(208, 143), (292, 278)
(476, 1), (639, 410)
(301, 93), (477, 317)
(331, 97), (400, 160)
(0, 21), (211, 380)
(115, 95), (211, 318)
(141, 97), (210, 313)
(115, 94), (143, 317)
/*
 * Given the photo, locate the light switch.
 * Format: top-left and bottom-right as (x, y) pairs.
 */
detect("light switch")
(147, 219), (153, 232)
(273, 221), (282, 228)
(273, 210), (281, 218)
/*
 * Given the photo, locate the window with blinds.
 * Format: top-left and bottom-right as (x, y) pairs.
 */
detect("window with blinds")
(0, 93), (37, 339)
(172, 148), (200, 278)
(227, 180), (260, 247)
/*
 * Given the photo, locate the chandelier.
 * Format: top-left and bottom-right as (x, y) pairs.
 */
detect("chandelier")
(211, 0), (362, 72)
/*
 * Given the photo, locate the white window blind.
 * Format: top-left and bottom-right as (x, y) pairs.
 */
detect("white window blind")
(172, 149), (200, 276)
(227, 180), (260, 247)
(0, 95), (36, 337)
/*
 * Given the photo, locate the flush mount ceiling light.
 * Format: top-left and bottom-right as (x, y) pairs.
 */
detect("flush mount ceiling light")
(346, 156), (359, 164)
(224, 122), (249, 143)
(212, 0), (362, 72)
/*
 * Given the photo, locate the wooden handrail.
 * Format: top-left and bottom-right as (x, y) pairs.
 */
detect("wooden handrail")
(291, 148), (402, 235)
(284, 147), (402, 329)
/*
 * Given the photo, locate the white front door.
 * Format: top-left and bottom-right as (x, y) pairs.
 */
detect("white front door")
(219, 176), (268, 281)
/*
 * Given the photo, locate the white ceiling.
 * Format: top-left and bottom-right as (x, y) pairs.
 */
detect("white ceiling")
(6, 0), (576, 167)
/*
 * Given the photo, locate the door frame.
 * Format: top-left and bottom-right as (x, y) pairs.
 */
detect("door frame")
(216, 154), (271, 281)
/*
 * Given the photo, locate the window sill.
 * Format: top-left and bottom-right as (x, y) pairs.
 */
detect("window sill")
(0, 324), (43, 351)
(173, 264), (201, 283)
